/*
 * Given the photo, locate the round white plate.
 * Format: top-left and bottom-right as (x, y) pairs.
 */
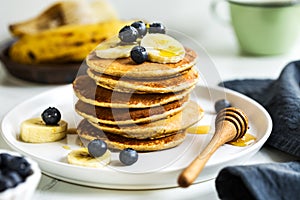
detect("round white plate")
(1, 84), (272, 189)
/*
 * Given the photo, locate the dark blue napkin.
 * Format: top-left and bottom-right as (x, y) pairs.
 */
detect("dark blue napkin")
(215, 61), (300, 200)
(221, 61), (300, 157)
(215, 161), (300, 200)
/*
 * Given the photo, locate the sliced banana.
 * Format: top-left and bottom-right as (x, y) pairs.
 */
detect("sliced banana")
(67, 148), (111, 168)
(141, 33), (185, 64)
(20, 118), (67, 143)
(95, 36), (136, 59)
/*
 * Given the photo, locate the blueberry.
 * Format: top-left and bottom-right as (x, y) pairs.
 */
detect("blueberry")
(214, 99), (232, 113)
(131, 21), (147, 38)
(0, 176), (14, 192)
(118, 25), (138, 43)
(148, 22), (166, 34)
(0, 153), (33, 192)
(119, 148), (138, 166)
(130, 46), (148, 64)
(5, 171), (23, 187)
(0, 153), (14, 168)
(8, 156), (32, 178)
(87, 139), (107, 158)
(41, 107), (61, 125)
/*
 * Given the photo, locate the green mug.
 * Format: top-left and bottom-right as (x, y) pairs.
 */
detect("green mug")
(212, 0), (300, 55)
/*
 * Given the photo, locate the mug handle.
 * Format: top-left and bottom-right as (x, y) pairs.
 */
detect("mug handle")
(210, 0), (231, 24)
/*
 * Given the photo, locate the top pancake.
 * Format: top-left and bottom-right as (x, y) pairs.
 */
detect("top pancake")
(86, 48), (197, 79)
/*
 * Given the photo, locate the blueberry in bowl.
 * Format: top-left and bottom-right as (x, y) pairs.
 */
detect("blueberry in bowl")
(0, 149), (41, 200)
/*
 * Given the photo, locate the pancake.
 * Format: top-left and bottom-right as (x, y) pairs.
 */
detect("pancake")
(88, 101), (204, 139)
(87, 67), (199, 94)
(75, 95), (188, 125)
(86, 48), (197, 79)
(73, 75), (193, 108)
(77, 119), (187, 151)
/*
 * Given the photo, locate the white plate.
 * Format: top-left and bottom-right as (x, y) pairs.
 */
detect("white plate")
(1, 84), (272, 189)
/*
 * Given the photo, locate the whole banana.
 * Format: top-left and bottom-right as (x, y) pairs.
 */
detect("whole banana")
(9, 20), (130, 64)
(9, 0), (119, 37)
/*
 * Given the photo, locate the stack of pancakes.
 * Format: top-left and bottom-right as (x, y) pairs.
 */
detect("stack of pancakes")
(73, 48), (204, 151)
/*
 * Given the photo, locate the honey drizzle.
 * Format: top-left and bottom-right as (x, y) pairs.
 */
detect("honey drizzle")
(62, 145), (71, 150)
(187, 125), (211, 135)
(188, 125), (256, 147)
(228, 133), (256, 147)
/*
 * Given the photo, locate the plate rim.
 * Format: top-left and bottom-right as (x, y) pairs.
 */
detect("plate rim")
(0, 84), (273, 189)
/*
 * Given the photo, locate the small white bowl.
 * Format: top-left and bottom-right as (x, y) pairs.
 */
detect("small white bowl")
(0, 149), (41, 200)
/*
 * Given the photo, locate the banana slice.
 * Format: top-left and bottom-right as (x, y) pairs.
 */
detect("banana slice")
(95, 36), (136, 59)
(141, 33), (185, 64)
(20, 118), (67, 143)
(67, 148), (111, 168)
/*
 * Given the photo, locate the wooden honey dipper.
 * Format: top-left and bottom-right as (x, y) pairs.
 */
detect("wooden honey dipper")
(177, 107), (249, 188)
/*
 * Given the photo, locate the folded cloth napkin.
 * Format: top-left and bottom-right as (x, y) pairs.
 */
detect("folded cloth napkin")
(215, 161), (300, 200)
(220, 61), (300, 157)
(215, 61), (300, 200)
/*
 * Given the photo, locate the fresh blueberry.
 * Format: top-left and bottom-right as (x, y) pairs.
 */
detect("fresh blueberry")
(119, 148), (138, 166)
(87, 139), (108, 158)
(130, 46), (148, 64)
(131, 21), (147, 38)
(8, 156), (32, 178)
(0, 153), (33, 192)
(0, 153), (14, 168)
(214, 99), (232, 113)
(0, 175), (14, 192)
(41, 107), (61, 125)
(118, 25), (138, 43)
(148, 22), (166, 34)
(5, 171), (23, 187)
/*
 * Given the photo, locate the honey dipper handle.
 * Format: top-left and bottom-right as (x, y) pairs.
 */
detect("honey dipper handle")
(177, 121), (237, 188)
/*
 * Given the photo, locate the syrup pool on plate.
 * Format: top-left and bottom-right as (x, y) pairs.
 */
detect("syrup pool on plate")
(188, 125), (256, 147)
(228, 133), (256, 147)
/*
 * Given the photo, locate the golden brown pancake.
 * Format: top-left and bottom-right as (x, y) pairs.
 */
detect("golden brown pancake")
(77, 119), (187, 151)
(75, 95), (188, 125)
(88, 101), (204, 139)
(87, 67), (199, 94)
(73, 75), (193, 108)
(86, 48), (197, 79)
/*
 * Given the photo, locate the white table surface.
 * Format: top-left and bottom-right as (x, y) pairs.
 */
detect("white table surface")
(0, 0), (299, 199)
